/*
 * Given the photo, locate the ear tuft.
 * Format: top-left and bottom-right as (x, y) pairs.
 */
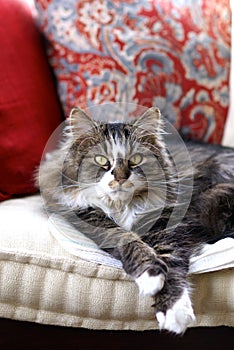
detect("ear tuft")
(134, 107), (162, 131)
(69, 107), (96, 134)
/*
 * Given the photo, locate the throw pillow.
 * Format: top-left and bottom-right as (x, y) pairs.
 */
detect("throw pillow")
(0, 0), (63, 201)
(35, 0), (231, 143)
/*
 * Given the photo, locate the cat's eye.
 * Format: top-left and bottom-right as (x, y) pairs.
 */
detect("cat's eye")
(94, 155), (110, 169)
(129, 154), (143, 168)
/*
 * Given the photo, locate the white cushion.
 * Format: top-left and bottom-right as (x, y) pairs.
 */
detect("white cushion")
(0, 195), (234, 329)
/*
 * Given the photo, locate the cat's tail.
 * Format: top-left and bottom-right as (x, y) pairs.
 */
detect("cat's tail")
(194, 182), (234, 244)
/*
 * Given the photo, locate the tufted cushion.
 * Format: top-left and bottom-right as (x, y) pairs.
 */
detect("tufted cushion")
(0, 0), (63, 201)
(35, 0), (231, 143)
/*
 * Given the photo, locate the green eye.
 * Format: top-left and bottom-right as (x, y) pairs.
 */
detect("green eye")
(129, 154), (143, 167)
(95, 155), (109, 168)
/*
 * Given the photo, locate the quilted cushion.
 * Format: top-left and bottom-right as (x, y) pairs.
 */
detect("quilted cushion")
(0, 0), (63, 201)
(0, 195), (234, 330)
(35, 0), (231, 143)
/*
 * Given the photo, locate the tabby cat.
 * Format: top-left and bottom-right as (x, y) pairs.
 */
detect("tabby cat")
(38, 106), (234, 334)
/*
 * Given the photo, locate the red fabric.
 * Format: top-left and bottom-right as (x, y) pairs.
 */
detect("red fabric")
(35, 0), (231, 144)
(0, 0), (63, 201)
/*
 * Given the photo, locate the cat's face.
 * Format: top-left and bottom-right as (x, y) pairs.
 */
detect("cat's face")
(61, 107), (173, 213)
(77, 130), (153, 205)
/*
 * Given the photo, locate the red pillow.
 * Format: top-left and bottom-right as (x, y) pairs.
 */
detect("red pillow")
(0, 0), (63, 201)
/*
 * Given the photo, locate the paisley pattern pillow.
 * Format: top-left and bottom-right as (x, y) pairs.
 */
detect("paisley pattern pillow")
(35, 0), (231, 143)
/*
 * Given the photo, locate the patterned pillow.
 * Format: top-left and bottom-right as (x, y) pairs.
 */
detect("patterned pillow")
(35, 0), (231, 143)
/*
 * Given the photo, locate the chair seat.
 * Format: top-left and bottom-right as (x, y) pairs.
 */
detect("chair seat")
(0, 195), (233, 330)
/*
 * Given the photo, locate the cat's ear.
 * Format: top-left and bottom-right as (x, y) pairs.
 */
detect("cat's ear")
(69, 107), (96, 134)
(133, 107), (162, 133)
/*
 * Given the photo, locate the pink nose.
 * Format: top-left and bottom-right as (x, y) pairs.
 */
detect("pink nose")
(117, 178), (126, 185)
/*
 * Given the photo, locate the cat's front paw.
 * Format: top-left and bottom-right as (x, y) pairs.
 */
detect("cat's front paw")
(135, 271), (165, 296)
(156, 288), (195, 334)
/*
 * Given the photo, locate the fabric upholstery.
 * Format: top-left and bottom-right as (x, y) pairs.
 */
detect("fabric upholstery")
(0, 195), (233, 330)
(35, 0), (231, 143)
(0, 0), (63, 201)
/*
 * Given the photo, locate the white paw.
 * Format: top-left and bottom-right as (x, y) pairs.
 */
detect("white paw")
(135, 271), (165, 296)
(156, 288), (195, 334)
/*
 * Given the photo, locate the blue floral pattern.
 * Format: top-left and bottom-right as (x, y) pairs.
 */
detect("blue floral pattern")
(35, 0), (231, 143)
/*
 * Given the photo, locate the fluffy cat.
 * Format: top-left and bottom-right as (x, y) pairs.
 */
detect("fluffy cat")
(38, 106), (234, 334)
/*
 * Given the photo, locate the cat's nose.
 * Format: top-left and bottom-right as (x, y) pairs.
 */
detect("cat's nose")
(111, 161), (130, 183)
(111, 173), (129, 185)
(117, 178), (127, 185)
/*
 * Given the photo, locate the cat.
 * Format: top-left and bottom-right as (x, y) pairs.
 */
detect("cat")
(38, 106), (234, 334)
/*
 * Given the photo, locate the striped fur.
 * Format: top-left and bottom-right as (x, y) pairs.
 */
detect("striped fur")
(38, 107), (234, 334)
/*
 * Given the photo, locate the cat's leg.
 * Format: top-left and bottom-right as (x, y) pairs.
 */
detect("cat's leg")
(140, 228), (197, 334)
(154, 269), (195, 334)
(73, 208), (169, 296)
(114, 235), (168, 296)
(74, 207), (194, 332)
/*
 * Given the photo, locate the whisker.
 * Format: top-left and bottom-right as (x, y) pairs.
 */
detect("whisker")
(59, 171), (79, 184)
(59, 171), (100, 187)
